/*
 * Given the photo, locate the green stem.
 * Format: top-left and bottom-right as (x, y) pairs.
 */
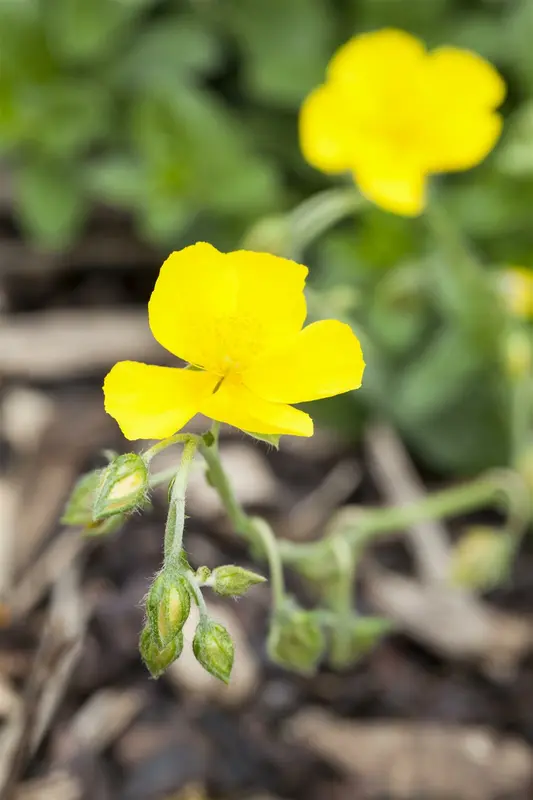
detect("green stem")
(279, 471), (524, 567)
(288, 187), (366, 259)
(198, 427), (286, 611)
(144, 433), (196, 464)
(199, 433), (251, 539)
(163, 436), (197, 570)
(328, 537), (356, 667)
(185, 570), (209, 620)
(250, 516), (286, 611)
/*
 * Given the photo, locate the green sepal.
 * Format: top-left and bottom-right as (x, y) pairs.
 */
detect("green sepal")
(192, 617), (234, 684)
(210, 565), (266, 597)
(61, 469), (104, 526)
(268, 607), (325, 675)
(146, 573), (191, 647)
(139, 624), (184, 679)
(92, 453), (149, 521)
(329, 616), (393, 670)
(243, 431), (281, 449)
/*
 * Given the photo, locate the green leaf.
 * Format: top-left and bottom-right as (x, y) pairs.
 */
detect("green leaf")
(15, 160), (87, 249)
(117, 17), (221, 90)
(44, 0), (152, 64)
(85, 156), (146, 207)
(20, 81), (111, 158)
(497, 103), (533, 177)
(225, 0), (334, 107)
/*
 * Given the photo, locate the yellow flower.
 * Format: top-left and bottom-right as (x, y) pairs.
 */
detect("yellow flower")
(498, 266), (533, 319)
(300, 28), (506, 216)
(103, 243), (365, 440)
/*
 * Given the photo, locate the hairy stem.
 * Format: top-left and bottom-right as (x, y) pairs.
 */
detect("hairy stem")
(163, 436), (197, 570)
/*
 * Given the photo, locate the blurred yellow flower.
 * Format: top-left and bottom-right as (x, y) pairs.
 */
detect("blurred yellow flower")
(498, 266), (533, 319)
(300, 28), (506, 216)
(103, 243), (365, 440)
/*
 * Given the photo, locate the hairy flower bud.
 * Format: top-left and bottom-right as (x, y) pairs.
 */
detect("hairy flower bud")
(139, 624), (183, 679)
(92, 453), (148, 521)
(209, 565), (266, 597)
(62, 469), (103, 526)
(146, 574), (191, 647)
(192, 618), (234, 684)
(268, 609), (325, 675)
(194, 566), (212, 584)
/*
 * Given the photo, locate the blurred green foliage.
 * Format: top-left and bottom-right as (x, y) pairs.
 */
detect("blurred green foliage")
(1, 0), (532, 476)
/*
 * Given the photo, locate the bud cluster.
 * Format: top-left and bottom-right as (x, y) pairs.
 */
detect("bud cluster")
(62, 452), (150, 536)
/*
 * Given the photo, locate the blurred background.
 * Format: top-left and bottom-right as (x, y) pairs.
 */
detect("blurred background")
(0, 0), (532, 798)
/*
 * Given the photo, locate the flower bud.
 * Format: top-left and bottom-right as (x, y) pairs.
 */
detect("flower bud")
(329, 616), (392, 669)
(209, 565), (266, 597)
(61, 469), (103, 526)
(194, 566), (212, 584)
(92, 453), (148, 521)
(139, 624), (183, 679)
(449, 526), (512, 591)
(192, 618), (234, 684)
(268, 609), (325, 675)
(146, 574), (191, 647)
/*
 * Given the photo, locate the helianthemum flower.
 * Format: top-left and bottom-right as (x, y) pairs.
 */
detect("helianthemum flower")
(104, 243), (365, 439)
(300, 28), (506, 216)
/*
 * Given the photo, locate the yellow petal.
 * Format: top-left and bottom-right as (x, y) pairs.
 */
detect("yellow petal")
(103, 361), (218, 440)
(148, 242), (237, 369)
(424, 111), (503, 173)
(422, 47), (505, 172)
(354, 154), (427, 216)
(242, 320), (365, 404)
(328, 28), (426, 89)
(149, 244), (307, 374)
(229, 250), (308, 363)
(427, 47), (506, 109)
(200, 375), (313, 437)
(299, 85), (352, 174)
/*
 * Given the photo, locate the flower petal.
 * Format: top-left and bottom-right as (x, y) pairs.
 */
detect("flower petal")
(148, 242), (237, 369)
(329, 28), (425, 79)
(299, 85), (353, 174)
(424, 111), (503, 173)
(422, 47), (505, 173)
(103, 361), (218, 440)
(354, 153), (427, 217)
(149, 244), (307, 374)
(242, 320), (365, 404)
(200, 376), (313, 437)
(427, 47), (506, 110)
(230, 250), (308, 359)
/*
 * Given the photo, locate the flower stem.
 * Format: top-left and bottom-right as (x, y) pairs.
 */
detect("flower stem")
(199, 431), (251, 539)
(163, 436), (197, 571)
(198, 427), (286, 611)
(250, 516), (286, 611)
(279, 470), (528, 568)
(289, 187), (366, 260)
(185, 570), (209, 620)
(144, 433), (195, 464)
